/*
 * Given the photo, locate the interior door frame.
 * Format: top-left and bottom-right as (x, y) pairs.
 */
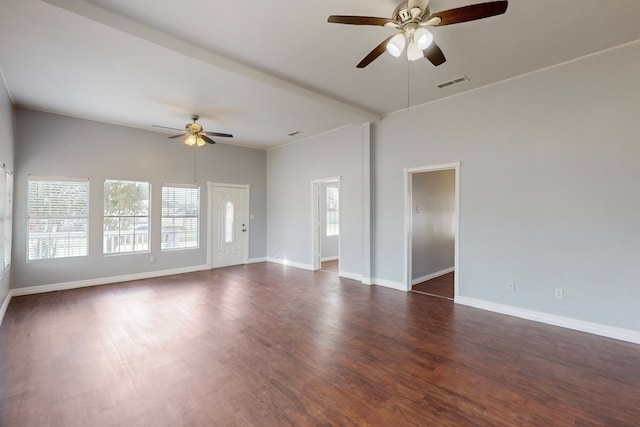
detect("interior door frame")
(207, 182), (250, 268)
(404, 162), (460, 296)
(311, 177), (341, 271)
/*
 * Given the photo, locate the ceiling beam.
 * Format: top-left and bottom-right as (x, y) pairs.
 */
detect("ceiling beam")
(43, 0), (379, 124)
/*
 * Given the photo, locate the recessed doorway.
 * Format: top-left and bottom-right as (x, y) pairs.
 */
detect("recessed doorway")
(311, 177), (341, 274)
(404, 163), (460, 299)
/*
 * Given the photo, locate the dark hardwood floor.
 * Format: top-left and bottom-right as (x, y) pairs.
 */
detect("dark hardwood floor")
(320, 259), (338, 273)
(412, 272), (454, 299)
(1, 262), (639, 426)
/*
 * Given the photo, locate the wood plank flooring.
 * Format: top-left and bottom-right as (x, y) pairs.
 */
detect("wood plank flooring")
(320, 259), (338, 273)
(412, 272), (454, 300)
(1, 262), (640, 426)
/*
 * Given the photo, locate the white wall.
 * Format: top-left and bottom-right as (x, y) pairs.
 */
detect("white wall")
(0, 75), (14, 304)
(374, 41), (640, 331)
(411, 170), (455, 280)
(267, 125), (366, 278)
(13, 109), (267, 288)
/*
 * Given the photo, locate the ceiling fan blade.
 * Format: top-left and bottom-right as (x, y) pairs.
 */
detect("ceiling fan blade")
(430, 1), (508, 26)
(203, 131), (233, 138)
(200, 135), (216, 145)
(357, 35), (396, 69)
(168, 133), (186, 139)
(152, 125), (184, 132)
(424, 42), (446, 66)
(328, 15), (396, 27)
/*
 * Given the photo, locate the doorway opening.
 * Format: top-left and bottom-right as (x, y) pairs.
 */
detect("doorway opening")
(311, 177), (341, 274)
(404, 163), (460, 299)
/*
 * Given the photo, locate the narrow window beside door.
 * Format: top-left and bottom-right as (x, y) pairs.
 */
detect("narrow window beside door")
(225, 201), (234, 243)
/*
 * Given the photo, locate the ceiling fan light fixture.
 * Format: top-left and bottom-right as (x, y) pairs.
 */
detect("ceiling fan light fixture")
(414, 28), (433, 50)
(386, 33), (406, 57)
(407, 42), (423, 61)
(196, 137), (206, 147)
(185, 134), (197, 146)
(328, 0), (510, 68)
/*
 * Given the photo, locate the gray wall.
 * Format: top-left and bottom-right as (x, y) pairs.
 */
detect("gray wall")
(374, 41), (640, 330)
(267, 125), (365, 277)
(0, 78), (15, 303)
(411, 170), (455, 280)
(320, 182), (339, 260)
(13, 109), (266, 288)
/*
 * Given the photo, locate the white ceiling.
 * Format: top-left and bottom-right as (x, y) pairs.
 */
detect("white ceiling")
(1, 0), (640, 149)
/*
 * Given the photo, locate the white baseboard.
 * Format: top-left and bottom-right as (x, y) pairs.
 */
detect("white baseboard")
(246, 257), (267, 264)
(266, 259), (366, 285)
(338, 270), (362, 282)
(11, 264), (211, 298)
(321, 256), (339, 262)
(0, 292), (11, 327)
(411, 267), (455, 285)
(372, 277), (407, 292)
(266, 257), (313, 271)
(456, 297), (640, 345)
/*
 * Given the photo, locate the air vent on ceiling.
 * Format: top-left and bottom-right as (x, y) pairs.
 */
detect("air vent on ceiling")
(288, 131), (302, 137)
(437, 76), (469, 89)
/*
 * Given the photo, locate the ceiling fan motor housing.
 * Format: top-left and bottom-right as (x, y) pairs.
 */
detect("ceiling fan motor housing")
(187, 123), (202, 133)
(393, 0), (430, 24)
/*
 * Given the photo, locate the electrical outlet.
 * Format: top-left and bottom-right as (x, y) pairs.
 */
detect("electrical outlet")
(555, 288), (564, 299)
(506, 280), (515, 291)
(150, 255), (155, 263)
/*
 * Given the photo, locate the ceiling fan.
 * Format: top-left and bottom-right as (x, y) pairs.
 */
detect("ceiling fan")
(328, 0), (508, 68)
(152, 114), (233, 147)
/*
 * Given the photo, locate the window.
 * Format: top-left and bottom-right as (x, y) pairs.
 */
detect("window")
(103, 180), (150, 254)
(326, 186), (339, 236)
(5, 171), (13, 269)
(161, 185), (199, 250)
(27, 176), (89, 261)
(225, 201), (234, 243)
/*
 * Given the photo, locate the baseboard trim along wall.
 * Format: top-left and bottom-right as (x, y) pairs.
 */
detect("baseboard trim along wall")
(266, 257), (313, 271)
(246, 257), (267, 264)
(456, 296), (640, 345)
(372, 278), (406, 292)
(321, 256), (339, 262)
(11, 264), (212, 298)
(266, 258), (364, 284)
(411, 267), (455, 286)
(338, 271), (362, 282)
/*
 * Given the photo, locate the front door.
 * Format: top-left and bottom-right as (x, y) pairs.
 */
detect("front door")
(210, 185), (249, 268)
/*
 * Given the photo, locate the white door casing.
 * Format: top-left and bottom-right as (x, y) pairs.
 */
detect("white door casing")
(209, 183), (249, 268)
(404, 163), (460, 296)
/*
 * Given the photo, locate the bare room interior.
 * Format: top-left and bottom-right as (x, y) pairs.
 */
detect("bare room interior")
(1, 1), (640, 425)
